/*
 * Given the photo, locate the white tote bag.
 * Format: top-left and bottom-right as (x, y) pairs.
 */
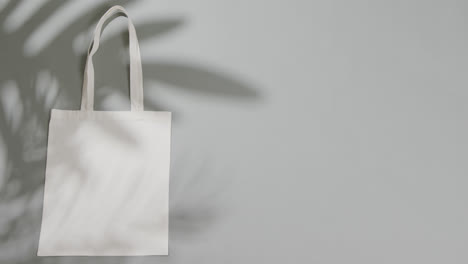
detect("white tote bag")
(38, 6), (171, 256)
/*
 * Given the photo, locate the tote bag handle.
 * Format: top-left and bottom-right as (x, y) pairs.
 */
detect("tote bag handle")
(80, 5), (144, 111)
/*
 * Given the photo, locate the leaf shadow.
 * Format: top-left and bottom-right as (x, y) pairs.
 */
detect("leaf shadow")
(143, 61), (259, 98)
(0, 1), (261, 263)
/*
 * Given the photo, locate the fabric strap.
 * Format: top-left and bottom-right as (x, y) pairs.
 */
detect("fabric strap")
(80, 5), (144, 111)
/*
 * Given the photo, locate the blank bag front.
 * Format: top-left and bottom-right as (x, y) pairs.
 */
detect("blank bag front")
(37, 6), (171, 256)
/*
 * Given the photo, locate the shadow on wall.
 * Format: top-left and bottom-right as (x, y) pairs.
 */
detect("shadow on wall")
(0, 0), (260, 263)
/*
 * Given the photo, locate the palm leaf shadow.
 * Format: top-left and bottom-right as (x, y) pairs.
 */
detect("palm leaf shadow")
(144, 62), (259, 98)
(0, 1), (260, 263)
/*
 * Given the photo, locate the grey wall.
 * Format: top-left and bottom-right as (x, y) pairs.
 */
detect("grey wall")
(1, 0), (468, 263)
